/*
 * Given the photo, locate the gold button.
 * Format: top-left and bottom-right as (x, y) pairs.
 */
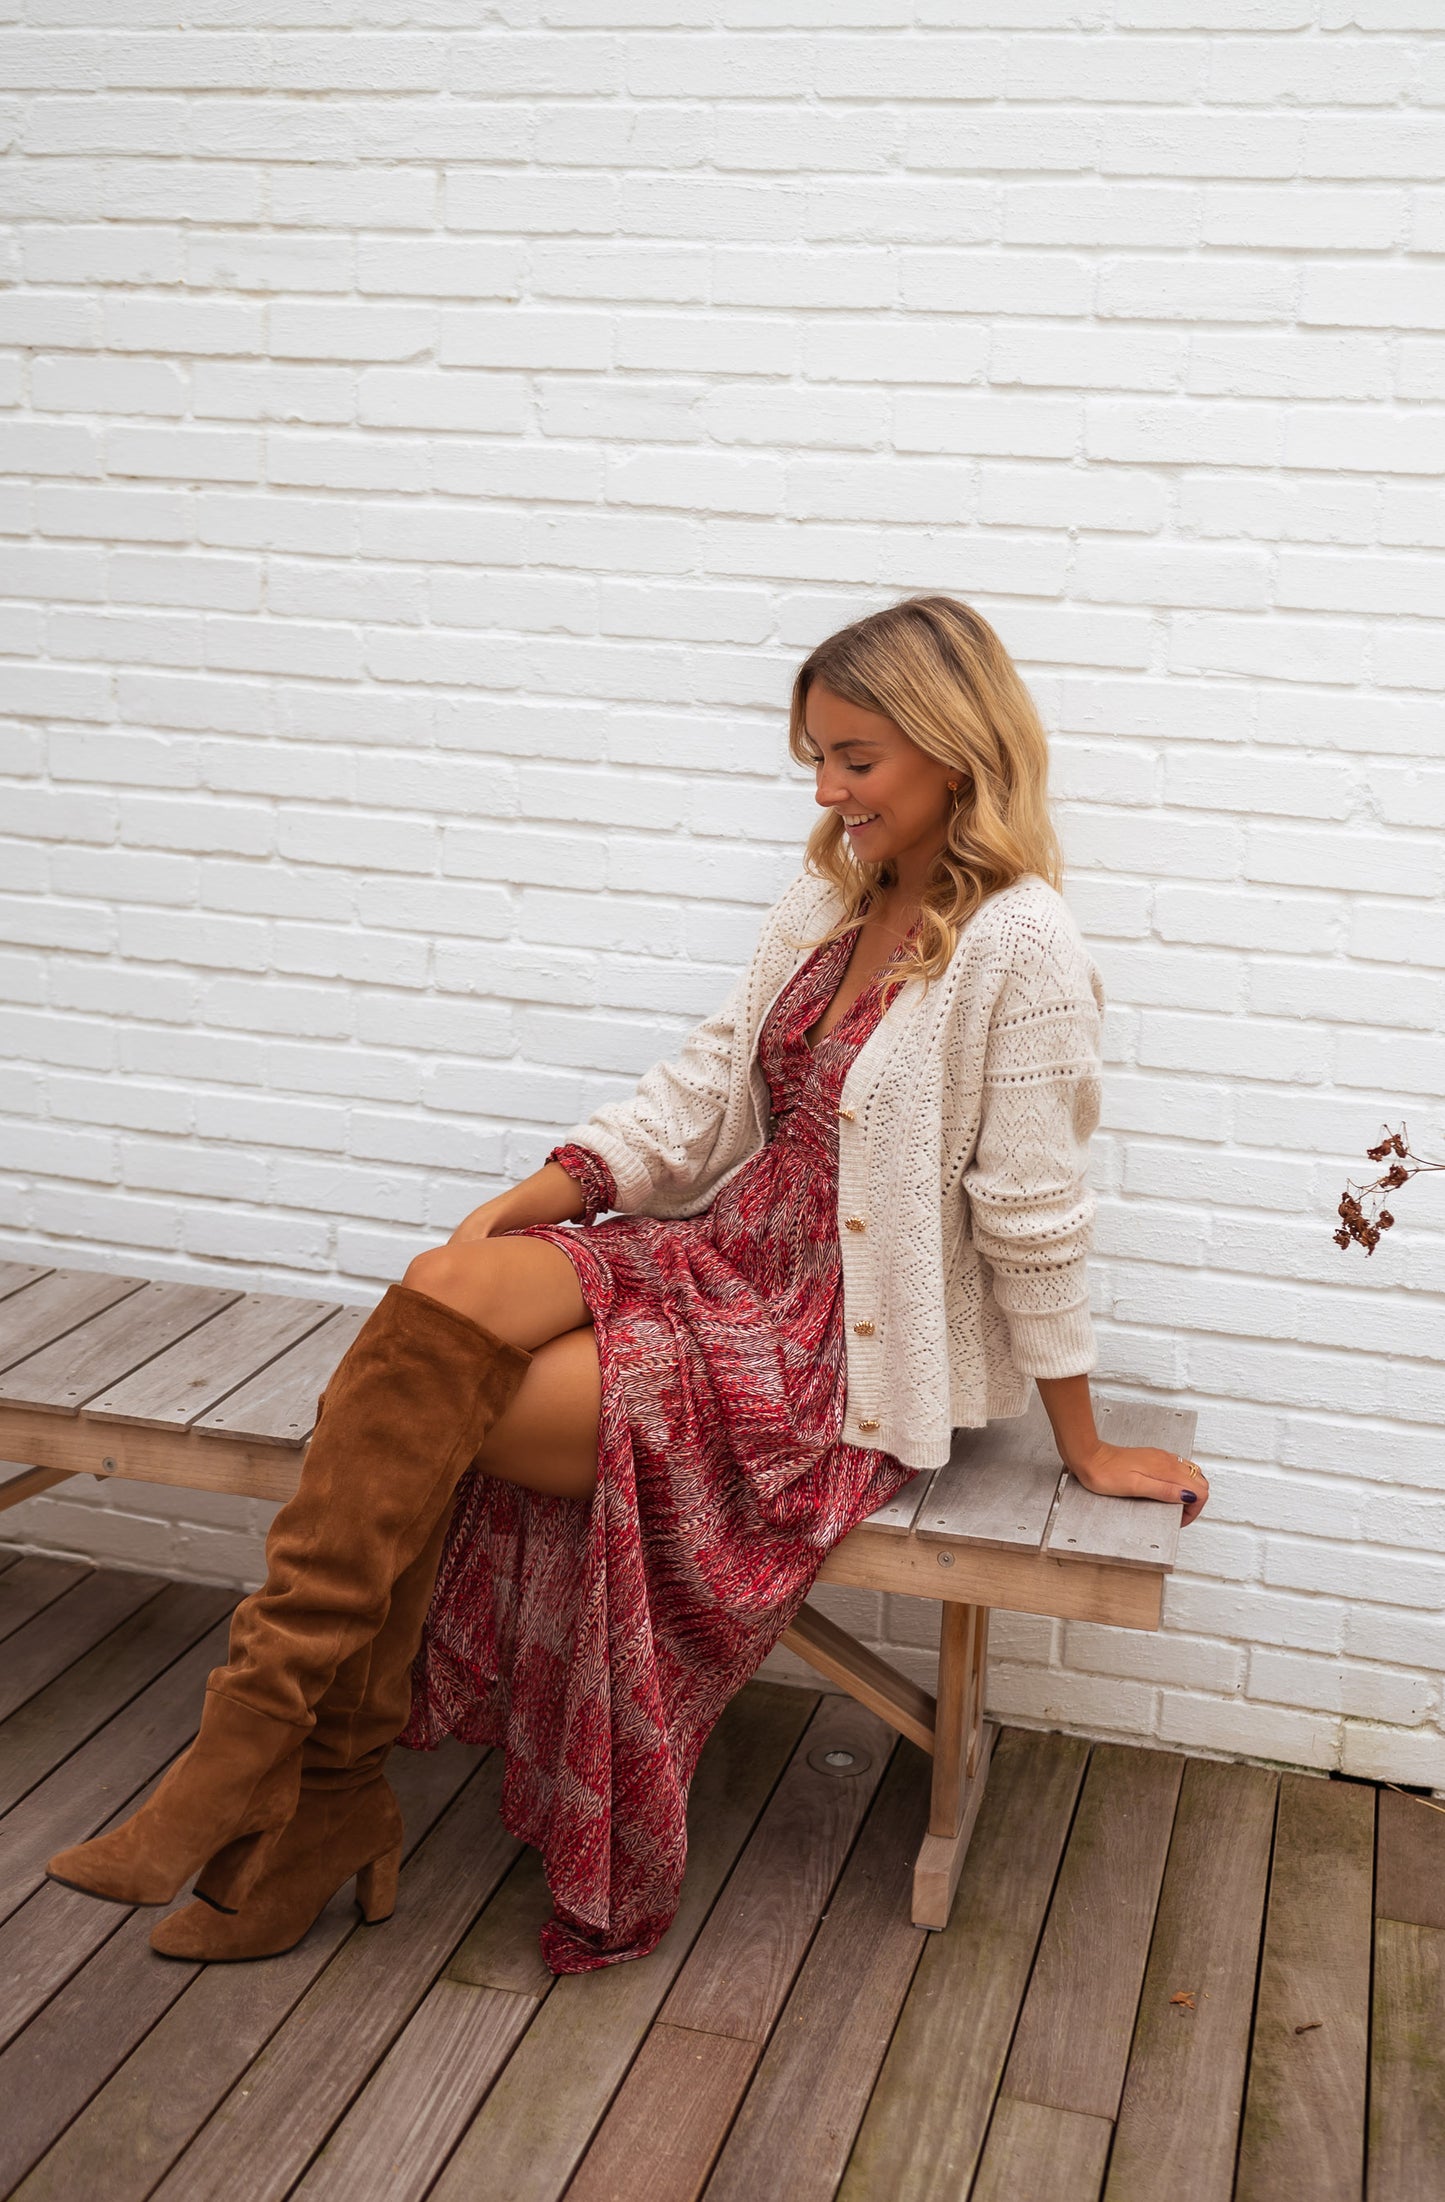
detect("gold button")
(845, 1215), (866, 1233)
(858, 1418), (880, 1432)
(853, 1319), (875, 1336)
(838, 1106), (856, 1121)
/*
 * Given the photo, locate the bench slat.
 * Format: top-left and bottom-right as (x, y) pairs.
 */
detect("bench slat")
(0, 1263), (53, 1307)
(860, 1468), (935, 1538)
(917, 1395), (1064, 1553)
(192, 1303), (373, 1448)
(0, 1269), (147, 1378)
(81, 1292), (341, 1433)
(1043, 1401), (1197, 1572)
(0, 1282), (242, 1415)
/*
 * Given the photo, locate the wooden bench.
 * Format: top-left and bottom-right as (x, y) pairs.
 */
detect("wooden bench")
(0, 1257), (1194, 1933)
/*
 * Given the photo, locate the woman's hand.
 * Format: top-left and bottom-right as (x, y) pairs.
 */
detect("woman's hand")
(448, 1161), (587, 1248)
(1064, 1440), (1209, 1523)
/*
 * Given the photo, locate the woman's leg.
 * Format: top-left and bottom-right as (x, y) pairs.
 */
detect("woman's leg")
(49, 1255), (552, 1909)
(151, 1248), (606, 1958)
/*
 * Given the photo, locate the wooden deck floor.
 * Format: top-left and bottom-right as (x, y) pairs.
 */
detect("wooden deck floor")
(0, 1548), (1441, 2202)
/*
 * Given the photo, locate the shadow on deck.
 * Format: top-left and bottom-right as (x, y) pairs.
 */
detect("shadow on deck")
(0, 1548), (1440, 2202)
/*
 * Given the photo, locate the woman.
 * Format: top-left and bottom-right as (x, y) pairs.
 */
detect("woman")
(49, 595), (1210, 1973)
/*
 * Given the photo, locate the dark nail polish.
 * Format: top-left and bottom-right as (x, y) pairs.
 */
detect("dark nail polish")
(1180, 1489), (1195, 1504)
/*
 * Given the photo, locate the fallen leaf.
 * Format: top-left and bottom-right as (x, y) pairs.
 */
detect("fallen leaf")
(1170, 1991), (1196, 2009)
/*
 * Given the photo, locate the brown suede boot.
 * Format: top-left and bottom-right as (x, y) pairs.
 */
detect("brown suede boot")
(176, 1499), (456, 1942)
(150, 1781), (404, 1961)
(48, 1283), (530, 1910)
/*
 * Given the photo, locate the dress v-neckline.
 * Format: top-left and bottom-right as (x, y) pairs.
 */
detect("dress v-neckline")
(803, 912), (921, 1056)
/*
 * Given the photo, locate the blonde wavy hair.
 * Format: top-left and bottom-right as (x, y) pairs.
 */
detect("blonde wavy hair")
(788, 594), (1063, 991)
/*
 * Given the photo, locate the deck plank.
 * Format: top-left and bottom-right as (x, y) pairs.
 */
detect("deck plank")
(1375, 1785), (1445, 1932)
(1369, 1918), (1445, 2202)
(839, 1725), (1089, 2202)
(660, 1695), (894, 2044)
(1235, 1773), (1374, 2202)
(971, 2097), (1114, 2202)
(82, 1292), (341, 1432)
(0, 1556), (93, 1646)
(9, 1742), (481, 2202)
(0, 1269), (147, 1377)
(0, 1614), (233, 1928)
(0, 1566), (167, 1723)
(0, 1580), (234, 1820)
(1104, 1756), (1278, 2202)
(0, 1264), (54, 1306)
(427, 1681), (821, 2202)
(0, 1891), (199, 2196)
(143, 1756), (519, 2202)
(701, 1739), (933, 2202)
(0, 1282), (241, 1414)
(997, 1741), (1184, 2121)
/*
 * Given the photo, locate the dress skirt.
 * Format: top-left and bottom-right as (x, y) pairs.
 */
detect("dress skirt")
(402, 909), (920, 1973)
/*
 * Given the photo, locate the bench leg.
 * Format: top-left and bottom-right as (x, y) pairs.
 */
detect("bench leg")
(0, 1465), (76, 1514)
(912, 1603), (995, 1931)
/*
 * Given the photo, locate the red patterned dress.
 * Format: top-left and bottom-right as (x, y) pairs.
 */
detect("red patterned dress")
(402, 909), (921, 1972)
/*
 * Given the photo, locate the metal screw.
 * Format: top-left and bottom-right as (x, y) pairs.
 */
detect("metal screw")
(101, 1457), (117, 1473)
(937, 1551), (955, 1568)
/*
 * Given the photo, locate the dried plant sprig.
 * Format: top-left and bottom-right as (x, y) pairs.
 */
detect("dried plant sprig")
(1334, 1124), (1445, 1255)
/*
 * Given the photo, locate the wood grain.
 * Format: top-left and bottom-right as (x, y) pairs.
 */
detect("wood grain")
(970, 2096), (1114, 2202)
(0, 1566), (166, 1724)
(1369, 1918), (1445, 2202)
(660, 1694), (894, 2044)
(920, 1396), (1066, 1550)
(840, 1726), (1091, 2202)
(1376, 1783), (1445, 1931)
(11, 1743), (481, 2202)
(0, 1404), (314, 1506)
(0, 1282), (240, 1414)
(294, 1980), (538, 2202)
(781, 1599), (937, 1755)
(82, 1291), (341, 1431)
(144, 1757), (519, 2202)
(818, 1528), (1163, 1629)
(0, 1615), (232, 1929)
(1104, 1756), (1278, 2202)
(192, 1303), (373, 1446)
(567, 2026), (758, 2202)
(911, 1722), (997, 1931)
(0, 1894), (198, 2195)
(0, 1555), (93, 1646)
(703, 1741), (932, 2202)
(1235, 1772), (1374, 2202)
(427, 1682), (818, 2202)
(1000, 1741), (1184, 2120)
(858, 1469), (934, 1537)
(0, 1580), (233, 1820)
(0, 1269), (145, 1377)
(0, 1264), (53, 1306)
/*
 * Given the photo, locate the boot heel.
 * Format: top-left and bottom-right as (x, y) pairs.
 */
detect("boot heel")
(355, 1844), (401, 1923)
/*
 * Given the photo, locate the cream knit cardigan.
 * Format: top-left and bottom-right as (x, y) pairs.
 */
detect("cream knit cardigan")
(557, 866), (1106, 1473)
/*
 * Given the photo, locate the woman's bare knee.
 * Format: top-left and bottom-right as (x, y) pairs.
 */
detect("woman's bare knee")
(403, 1237), (589, 1354)
(474, 1329), (601, 1501)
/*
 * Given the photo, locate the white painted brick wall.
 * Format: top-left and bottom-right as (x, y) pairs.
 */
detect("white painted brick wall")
(2, 2), (1444, 1794)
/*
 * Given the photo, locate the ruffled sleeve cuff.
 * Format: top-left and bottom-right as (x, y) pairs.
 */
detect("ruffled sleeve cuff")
(547, 1142), (618, 1228)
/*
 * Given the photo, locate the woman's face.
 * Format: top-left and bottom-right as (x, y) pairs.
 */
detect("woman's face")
(806, 683), (959, 878)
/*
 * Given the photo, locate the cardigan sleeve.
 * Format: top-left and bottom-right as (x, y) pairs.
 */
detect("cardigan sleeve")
(549, 968), (747, 1215)
(961, 939), (1104, 1380)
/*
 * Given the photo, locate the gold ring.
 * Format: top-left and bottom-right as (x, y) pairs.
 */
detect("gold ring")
(1177, 1456), (1204, 1481)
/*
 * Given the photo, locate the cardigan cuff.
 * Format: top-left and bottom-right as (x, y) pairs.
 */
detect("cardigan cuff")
(1002, 1298), (1097, 1380)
